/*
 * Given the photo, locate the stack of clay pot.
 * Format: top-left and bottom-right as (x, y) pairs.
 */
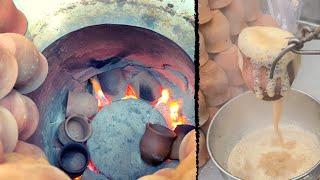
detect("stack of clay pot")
(0, 32), (48, 158)
(198, 0), (280, 166)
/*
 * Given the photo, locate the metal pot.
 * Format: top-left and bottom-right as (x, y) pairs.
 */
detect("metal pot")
(207, 89), (320, 180)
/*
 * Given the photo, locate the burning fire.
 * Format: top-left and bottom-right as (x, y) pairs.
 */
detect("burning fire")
(122, 85), (138, 100)
(155, 89), (187, 129)
(73, 177), (81, 180)
(90, 78), (111, 110)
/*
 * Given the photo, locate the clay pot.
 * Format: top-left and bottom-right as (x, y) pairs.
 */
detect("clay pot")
(57, 115), (92, 145)
(131, 71), (162, 102)
(0, 33), (48, 94)
(97, 68), (127, 96)
(0, 90), (27, 133)
(238, 27), (299, 100)
(200, 60), (230, 107)
(199, 31), (209, 67)
(199, 90), (209, 126)
(0, 0), (27, 34)
(178, 129), (209, 168)
(66, 91), (98, 118)
(58, 143), (90, 178)
(209, 0), (233, 9)
(214, 44), (244, 86)
(241, 0), (263, 22)
(170, 124), (195, 160)
(15, 52), (48, 94)
(221, 0), (247, 35)
(153, 168), (175, 177)
(0, 46), (18, 99)
(199, 0), (212, 24)
(248, 14), (279, 27)
(14, 141), (47, 160)
(0, 107), (18, 153)
(140, 123), (176, 165)
(200, 10), (232, 54)
(19, 95), (40, 140)
(200, 107), (219, 134)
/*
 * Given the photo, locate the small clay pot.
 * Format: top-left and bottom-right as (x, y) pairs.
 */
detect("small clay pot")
(0, 46), (18, 99)
(178, 129), (209, 168)
(14, 141), (47, 160)
(199, 90), (209, 126)
(0, 107), (18, 153)
(238, 27), (299, 101)
(66, 91), (98, 118)
(248, 14), (279, 27)
(0, 90), (27, 133)
(214, 44), (244, 86)
(19, 95), (40, 141)
(0, 33), (45, 94)
(241, 0), (263, 22)
(57, 115), (92, 145)
(97, 68), (127, 97)
(199, 31), (209, 67)
(131, 71), (162, 102)
(140, 123), (176, 165)
(170, 124), (195, 160)
(199, 0), (212, 24)
(200, 60), (230, 107)
(200, 10), (232, 54)
(15, 52), (49, 94)
(221, 0), (247, 36)
(0, 0), (27, 34)
(58, 143), (90, 178)
(209, 0), (233, 9)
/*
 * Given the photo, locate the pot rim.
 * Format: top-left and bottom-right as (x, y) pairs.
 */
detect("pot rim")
(146, 123), (176, 139)
(65, 114), (92, 143)
(206, 88), (320, 180)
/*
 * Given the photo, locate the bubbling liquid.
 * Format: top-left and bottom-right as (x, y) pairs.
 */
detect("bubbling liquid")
(227, 126), (320, 180)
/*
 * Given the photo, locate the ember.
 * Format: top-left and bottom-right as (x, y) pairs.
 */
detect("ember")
(90, 78), (111, 110)
(73, 176), (81, 180)
(122, 85), (138, 100)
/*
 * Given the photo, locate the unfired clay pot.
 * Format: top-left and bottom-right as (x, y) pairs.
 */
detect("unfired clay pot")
(200, 60), (230, 107)
(214, 44), (244, 86)
(0, 107), (18, 153)
(178, 129), (209, 168)
(14, 141), (47, 160)
(0, 0), (27, 34)
(209, 0), (233, 9)
(0, 33), (48, 94)
(221, 0), (247, 35)
(199, 31), (209, 67)
(248, 14), (279, 27)
(200, 10), (232, 54)
(199, 0), (212, 24)
(66, 91), (98, 118)
(241, 0), (263, 22)
(19, 95), (40, 140)
(0, 90), (27, 133)
(0, 46), (18, 99)
(199, 90), (209, 126)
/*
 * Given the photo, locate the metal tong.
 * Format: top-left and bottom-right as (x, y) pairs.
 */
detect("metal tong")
(269, 25), (320, 79)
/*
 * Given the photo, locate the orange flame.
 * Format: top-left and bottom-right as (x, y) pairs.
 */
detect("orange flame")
(73, 176), (81, 180)
(169, 100), (186, 129)
(122, 85), (138, 100)
(155, 89), (187, 130)
(155, 89), (170, 106)
(88, 160), (100, 174)
(90, 78), (111, 110)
